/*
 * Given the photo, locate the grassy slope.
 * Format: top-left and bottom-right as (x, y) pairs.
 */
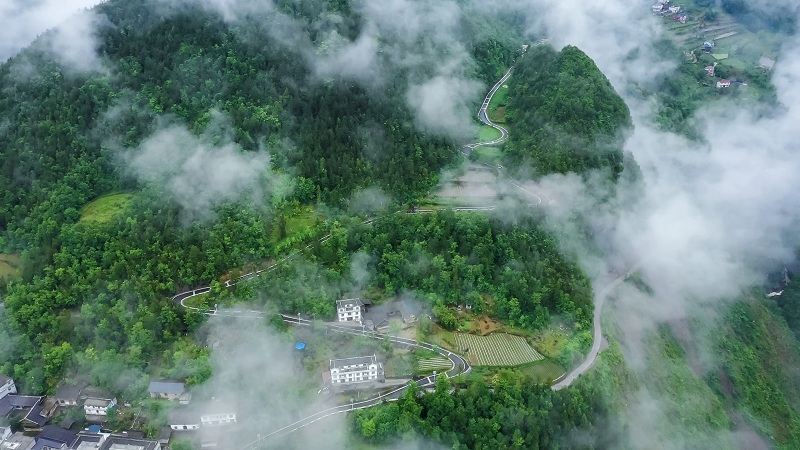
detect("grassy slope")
(80, 193), (134, 223)
(716, 297), (800, 448)
(0, 253), (21, 278)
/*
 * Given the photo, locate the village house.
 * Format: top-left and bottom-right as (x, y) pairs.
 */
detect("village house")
(95, 433), (160, 450)
(0, 394), (41, 421)
(328, 355), (384, 385)
(705, 64), (716, 76)
(54, 386), (82, 407)
(168, 408), (236, 431)
(148, 381), (191, 404)
(716, 79), (732, 88)
(21, 399), (51, 431)
(0, 376), (16, 400)
(168, 408), (200, 431)
(1, 430), (34, 450)
(30, 425), (76, 450)
(759, 56), (776, 71)
(200, 413), (237, 427)
(336, 298), (364, 323)
(83, 397), (116, 420)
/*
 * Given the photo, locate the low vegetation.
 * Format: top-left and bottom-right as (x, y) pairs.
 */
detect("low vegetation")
(454, 332), (544, 366)
(80, 193), (133, 223)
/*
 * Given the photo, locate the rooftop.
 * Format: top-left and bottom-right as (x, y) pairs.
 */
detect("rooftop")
(99, 435), (159, 450)
(148, 381), (185, 395)
(38, 426), (77, 446)
(330, 355), (378, 369)
(22, 400), (47, 427)
(0, 375), (11, 385)
(1, 432), (34, 450)
(336, 298), (363, 308)
(54, 386), (82, 401)
(84, 398), (113, 408)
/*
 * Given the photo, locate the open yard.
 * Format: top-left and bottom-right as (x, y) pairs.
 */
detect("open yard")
(0, 253), (21, 278)
(477, 125), (502, 142)
(454, 333), (544, 366)
(80, 193), (133, 223)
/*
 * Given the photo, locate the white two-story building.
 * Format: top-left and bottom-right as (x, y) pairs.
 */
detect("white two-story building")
(84, 397), (116, 418)
(336, 298), (364, 323)
(329, 355), (384, 385)
(0, 375), (16, 400)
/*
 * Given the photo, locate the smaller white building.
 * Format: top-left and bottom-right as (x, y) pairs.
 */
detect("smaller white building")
(329, 355), (384, 385)
(84, 397), (116, 417)
(337, 298), (364, 323)
(201, 413), (236, 427)
(0, 376), (16, 400)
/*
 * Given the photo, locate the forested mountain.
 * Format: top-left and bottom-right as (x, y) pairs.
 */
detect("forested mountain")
(0, 0), (524, 394)
(504, 45), (632, 181)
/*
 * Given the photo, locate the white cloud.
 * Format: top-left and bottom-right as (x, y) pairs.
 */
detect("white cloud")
(0, 0), (103, 63)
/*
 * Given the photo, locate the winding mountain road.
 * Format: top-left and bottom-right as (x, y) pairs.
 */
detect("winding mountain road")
(170, 63), (629, 445)
(462, 67), (513, 153)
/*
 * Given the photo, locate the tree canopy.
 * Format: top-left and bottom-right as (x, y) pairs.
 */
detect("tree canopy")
(504, 45), (632, 181)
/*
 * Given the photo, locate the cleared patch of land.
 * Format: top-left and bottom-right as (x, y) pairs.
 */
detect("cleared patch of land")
(0, 253), (22, 278)
(80, 193), (133, 223)
(477, 125), (502, 142)
(487, 85), (509, 123)
(437, 163), (498, 204)
(182, 292), (211, 309)
(454, 333), (544, 366)
(417, 357), (452, 373)
(519, 360), (566, 384)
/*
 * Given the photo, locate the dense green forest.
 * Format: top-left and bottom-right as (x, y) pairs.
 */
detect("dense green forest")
(0, 0), (523, 394)
(350, 370), (623, 450)
(247, 211), (593, 337)
(503, 45), (632, 180)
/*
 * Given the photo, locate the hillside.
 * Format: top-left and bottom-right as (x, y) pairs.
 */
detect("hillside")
(503, 45), (632, 180)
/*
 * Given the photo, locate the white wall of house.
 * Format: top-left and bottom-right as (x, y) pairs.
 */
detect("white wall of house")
(170, 424), (200, 431)
(0, 378), (17, 399)
(84, 399), (115, 416)
(200, 413), (236, 426)
(330, 362), (381, 384)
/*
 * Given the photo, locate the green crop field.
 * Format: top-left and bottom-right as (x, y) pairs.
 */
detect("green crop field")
(454, 333), (544, 366)
(417, 357), (453, 373)
(80, 193), (133, 223)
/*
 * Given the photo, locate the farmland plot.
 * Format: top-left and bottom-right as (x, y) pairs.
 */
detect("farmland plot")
(454, 333), (544, 366)
(417, 357), (453, 372)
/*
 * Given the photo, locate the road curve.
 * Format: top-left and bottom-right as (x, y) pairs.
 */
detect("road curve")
(551, 265), (639, 390)
(463, 67), (513, 153)
(233, 316), (470, 449)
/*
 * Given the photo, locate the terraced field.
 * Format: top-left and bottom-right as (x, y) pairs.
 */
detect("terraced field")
(454, 333), (544, 366)
(417, 357), (453, 373)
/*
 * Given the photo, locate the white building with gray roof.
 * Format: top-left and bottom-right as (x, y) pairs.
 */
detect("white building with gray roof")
(329, 355), (384, 385)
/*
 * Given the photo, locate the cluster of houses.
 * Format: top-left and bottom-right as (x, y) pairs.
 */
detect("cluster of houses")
(0, 375), (234, 450)
(2, 375), (164, 450)
(651, 0), (686, 22)
(1, 424), (163, 450)
(1, 376), (118, 432)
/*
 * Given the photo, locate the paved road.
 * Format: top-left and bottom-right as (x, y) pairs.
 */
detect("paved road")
(233, 315), (470, 449)
(551, 265), (639, 390)
(462, 67), (513, 153)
